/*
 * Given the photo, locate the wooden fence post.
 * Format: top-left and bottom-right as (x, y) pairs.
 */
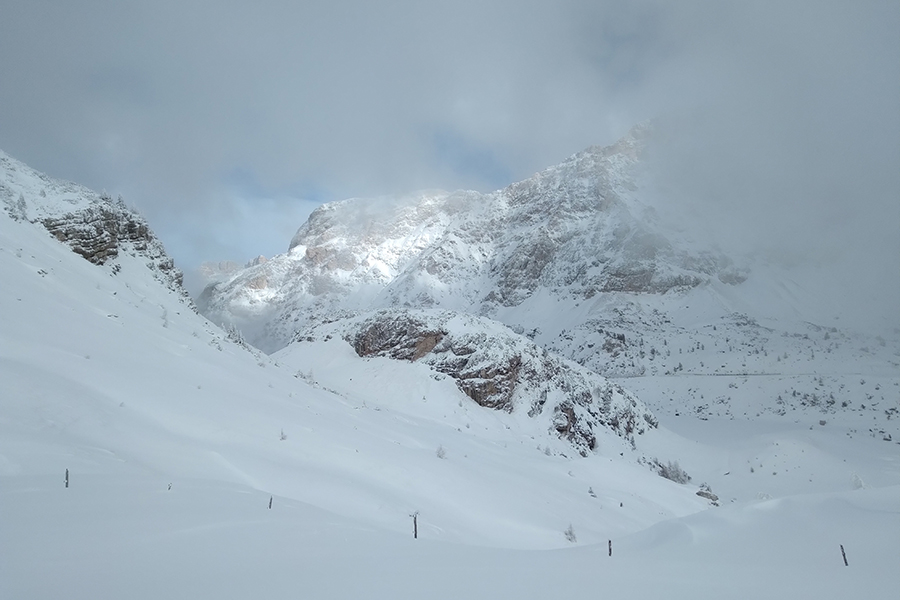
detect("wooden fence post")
(410, 511), (419, 539)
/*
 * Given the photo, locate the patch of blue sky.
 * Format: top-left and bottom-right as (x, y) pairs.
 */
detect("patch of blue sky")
(430, 129), (512, 192)
(222, 167), (334, 206)
(205, 166), (327, 261)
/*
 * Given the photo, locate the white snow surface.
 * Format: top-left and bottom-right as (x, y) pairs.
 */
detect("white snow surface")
(1, 148), (899, 598)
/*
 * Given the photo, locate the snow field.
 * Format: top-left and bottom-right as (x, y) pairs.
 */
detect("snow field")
(2, 159), (898, 598)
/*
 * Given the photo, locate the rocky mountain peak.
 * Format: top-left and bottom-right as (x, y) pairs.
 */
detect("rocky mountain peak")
(200, 125), (742, 354)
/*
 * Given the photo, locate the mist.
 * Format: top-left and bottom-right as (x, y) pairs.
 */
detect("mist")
(0, 0), (896, 328)
(640, 1), (899, 330)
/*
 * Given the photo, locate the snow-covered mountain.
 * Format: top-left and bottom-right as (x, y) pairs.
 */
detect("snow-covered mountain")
(2, 146), (898, 599)
(199, 124), (899, 431)
(199, 124), (746, 353)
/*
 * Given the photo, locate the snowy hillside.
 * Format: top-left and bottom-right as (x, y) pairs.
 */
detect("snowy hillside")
(1, 149), (898, 598)
(290, 308), (659, 456)
(1, 150), (187, 298)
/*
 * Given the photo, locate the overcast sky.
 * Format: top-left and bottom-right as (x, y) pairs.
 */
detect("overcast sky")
(1, 1), (897, 326)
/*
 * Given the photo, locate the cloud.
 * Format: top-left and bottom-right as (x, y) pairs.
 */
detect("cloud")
(0, 1), (896, 327)
(636, 1), (900, 328)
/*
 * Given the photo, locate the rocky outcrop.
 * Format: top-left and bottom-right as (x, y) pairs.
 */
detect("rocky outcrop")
(1, 150), (188, 301)
(39, 198), (186, 297)
(326, 309), (658, 455)
(42, 201), (146, 263)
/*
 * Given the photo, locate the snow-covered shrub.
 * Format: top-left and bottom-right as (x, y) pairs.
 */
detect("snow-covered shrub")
(224, 323), (246, 347)
(656, 459), (691, 484)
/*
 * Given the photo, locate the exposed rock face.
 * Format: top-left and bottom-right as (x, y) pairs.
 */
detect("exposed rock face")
(200, 123), (746, 354)
(310, 309), (658, 455)
(352, 313), (445, 362)
(42, 202), (148, 265)
(0, 150), (189, 301)
(42, 200), (186, 297)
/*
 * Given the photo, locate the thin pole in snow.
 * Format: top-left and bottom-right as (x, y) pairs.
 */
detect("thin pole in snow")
(410, 511), (419, 539)
(268, 496), (273, 509)
(65, 468), (69, 489)
(840, 544), (848, 566)
(608, 540), (612, 557)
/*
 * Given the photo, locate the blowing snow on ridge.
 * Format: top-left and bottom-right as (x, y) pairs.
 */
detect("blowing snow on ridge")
(200, 125), (746, 351)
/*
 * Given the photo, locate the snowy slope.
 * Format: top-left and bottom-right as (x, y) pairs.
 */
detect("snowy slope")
(4, 473), (897, 599)
(286, 308), (661, 456)
(1, 149), (187, 297)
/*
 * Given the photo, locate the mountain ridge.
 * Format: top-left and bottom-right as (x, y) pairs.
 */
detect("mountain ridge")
(200, 123), (746, 355)
(0, 149), (189, 301)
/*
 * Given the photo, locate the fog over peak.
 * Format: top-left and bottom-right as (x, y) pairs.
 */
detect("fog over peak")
(1, 0), (896, 329)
